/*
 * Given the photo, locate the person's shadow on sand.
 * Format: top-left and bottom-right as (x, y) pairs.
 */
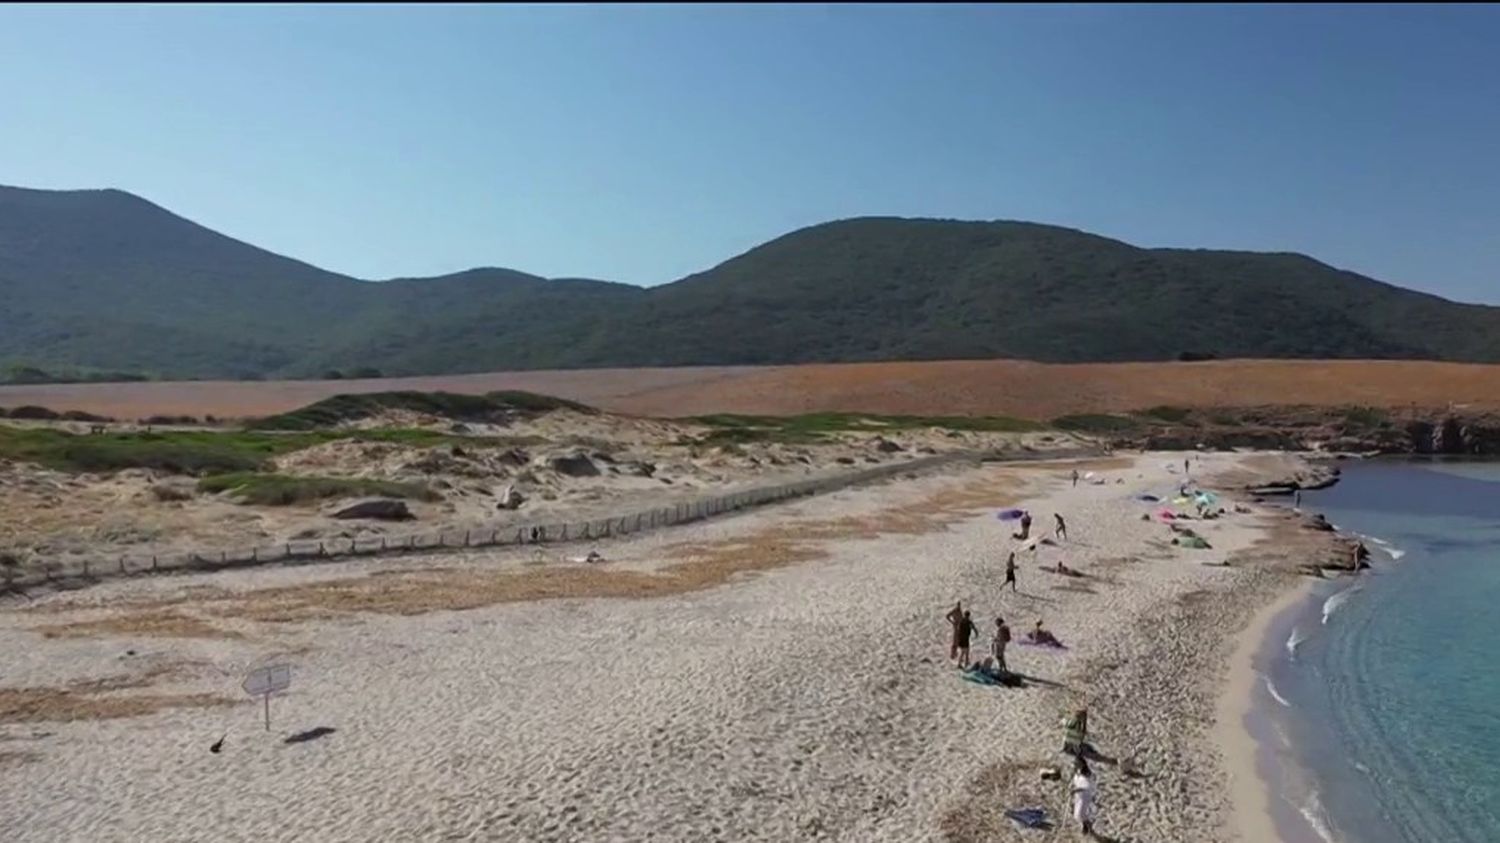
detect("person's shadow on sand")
(283, 726), (337, 745)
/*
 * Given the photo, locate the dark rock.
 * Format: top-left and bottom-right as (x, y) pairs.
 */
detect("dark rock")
(835, 456), (857, 465)
(1303, 513), (1335, 532)
(497, 449), (530, 468)
(548, 452), (600, 478)
(621, 461), (656, 478)
(872, 437), (903, 453)
(591, 451), (617, 464)
(331, 499), (414, 521)
(496, 485), (525, 510)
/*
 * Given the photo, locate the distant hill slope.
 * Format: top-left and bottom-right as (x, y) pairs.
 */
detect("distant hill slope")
(2, 185), (1497, 378)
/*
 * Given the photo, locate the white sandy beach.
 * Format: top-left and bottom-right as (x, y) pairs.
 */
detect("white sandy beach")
(1, 451), (1322, 842)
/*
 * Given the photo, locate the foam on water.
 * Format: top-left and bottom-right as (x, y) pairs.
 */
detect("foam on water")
(1263, 675), (1291, 707)
(1286, 626), (1307, 658)
(1321, 586), (1359, 625)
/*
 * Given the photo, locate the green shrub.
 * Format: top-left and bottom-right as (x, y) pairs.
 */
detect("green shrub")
(197, 473), (440, 506)
(251, 390), (593, 431)
(1138, 405), (1192, 423)
(1052, 414), (1143, 433)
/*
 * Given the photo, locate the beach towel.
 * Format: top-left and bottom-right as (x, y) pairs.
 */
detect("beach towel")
(997, 508), (1026, 521)
(1157, 509), (1177, 520)
(1004, 807), (1051, 830)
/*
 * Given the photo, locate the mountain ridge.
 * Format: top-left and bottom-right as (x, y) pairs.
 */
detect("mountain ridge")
(1, 184), (1497, 379)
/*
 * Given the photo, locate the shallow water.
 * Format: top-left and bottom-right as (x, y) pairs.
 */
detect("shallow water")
(1262, 460), (1500, 843)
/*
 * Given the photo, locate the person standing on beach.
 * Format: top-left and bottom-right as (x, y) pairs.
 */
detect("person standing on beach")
(1070, 756), (1097, 836)
(946, 602), (964, 661)
(948, 609), (977, 668)
(1295, 489), (1303, 509)
(1071, 469), (1079, 488)
(1013, 511), (1033, 541)
(1062, 707), (1088, 756)
(1004, 552), (1018, 592)
(1054, 513), (1068, 542)
(992, 616), (1011, 672)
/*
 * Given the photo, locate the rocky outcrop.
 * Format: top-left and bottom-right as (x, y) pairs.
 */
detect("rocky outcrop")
(547, 452), (600, 478)
(331, 499), (414, 521)
(496, 484), (525, 510)
(1405, 417), (1500, 455)
(1110, 407), (1500, 456)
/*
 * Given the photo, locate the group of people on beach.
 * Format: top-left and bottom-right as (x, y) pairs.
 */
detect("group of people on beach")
(944, 468), (1115, 835)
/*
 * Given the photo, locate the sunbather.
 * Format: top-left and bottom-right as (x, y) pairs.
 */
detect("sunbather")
(1029, 620), (1063, 647)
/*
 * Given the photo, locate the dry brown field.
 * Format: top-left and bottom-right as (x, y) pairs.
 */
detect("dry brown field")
(3, 359), (1499, 421)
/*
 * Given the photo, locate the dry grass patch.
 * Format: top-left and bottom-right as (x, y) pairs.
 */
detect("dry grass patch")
(32, 609), (239, 640)
(0, 664), (234, 725)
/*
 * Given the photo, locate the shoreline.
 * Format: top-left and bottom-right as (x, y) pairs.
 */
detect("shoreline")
(1217, 574), (1319, 843)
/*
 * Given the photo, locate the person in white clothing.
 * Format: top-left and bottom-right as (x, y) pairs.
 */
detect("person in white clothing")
(1070, 756), (1097, 836)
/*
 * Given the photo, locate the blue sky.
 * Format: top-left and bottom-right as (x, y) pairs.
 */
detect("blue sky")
(1, 4), (1497, 301)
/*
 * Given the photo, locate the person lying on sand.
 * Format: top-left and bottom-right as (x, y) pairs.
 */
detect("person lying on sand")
(1045, 559), (1082, 577)
(1028, 620), (1063, 648)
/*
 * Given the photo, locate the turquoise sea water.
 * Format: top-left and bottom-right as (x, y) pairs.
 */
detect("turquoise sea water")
(1263, 460), (1500, 843)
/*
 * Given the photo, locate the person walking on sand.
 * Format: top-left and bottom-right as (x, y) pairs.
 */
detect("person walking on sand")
(1004, 552), (1018, 592)
(1071, 469), (1079, 488)
(992, 616), (1011, 672)
(1071, 756), (1097, 836)
(1054, 513), (1068, 542)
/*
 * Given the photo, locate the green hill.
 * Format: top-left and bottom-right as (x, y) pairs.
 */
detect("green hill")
(2, 185), (1497, 378)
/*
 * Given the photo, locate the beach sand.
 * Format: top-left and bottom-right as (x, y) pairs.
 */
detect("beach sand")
(0, 451), (1328, 841)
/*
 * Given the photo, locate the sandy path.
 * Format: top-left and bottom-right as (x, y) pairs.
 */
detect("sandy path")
(1, 452), (1285, 842)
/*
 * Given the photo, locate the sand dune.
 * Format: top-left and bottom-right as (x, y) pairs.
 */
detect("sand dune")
(4, 359), (1499, 421)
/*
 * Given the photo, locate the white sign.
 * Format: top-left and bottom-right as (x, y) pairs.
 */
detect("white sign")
(243, 664), (292, 697)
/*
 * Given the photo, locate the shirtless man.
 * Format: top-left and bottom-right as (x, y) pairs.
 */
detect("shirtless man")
(947, 607), (978, 668)
(1054, 513), (1068, 541)
(992, 616), (1012, 672)
(1004, 552), (1018, 592)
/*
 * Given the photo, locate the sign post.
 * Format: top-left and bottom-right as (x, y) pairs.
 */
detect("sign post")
(242, 664), (293, 731)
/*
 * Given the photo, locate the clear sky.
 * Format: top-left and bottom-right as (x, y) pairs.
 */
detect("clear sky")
(2, 4), (1497, 301)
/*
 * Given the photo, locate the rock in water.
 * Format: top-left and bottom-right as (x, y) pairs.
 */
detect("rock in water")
(872, 437), (904, 453)
(331, 499), (414, 521)
(548, 452), (600, 478)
